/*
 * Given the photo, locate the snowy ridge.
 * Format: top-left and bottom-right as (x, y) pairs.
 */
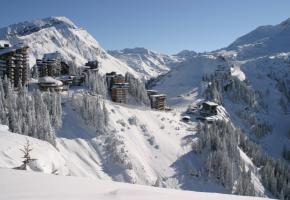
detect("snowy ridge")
(225, 18), (290, 59)
(108, 47), (182, 80)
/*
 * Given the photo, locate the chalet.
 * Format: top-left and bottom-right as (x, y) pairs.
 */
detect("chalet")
(0, 43), (29, 87)
(150, 94), (166, 110)
(38, 76), (64, 92)
(111, 83), (129, 103)
(199, 101), (218, 116)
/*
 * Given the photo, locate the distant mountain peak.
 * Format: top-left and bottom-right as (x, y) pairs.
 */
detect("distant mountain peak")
(0, 16), (77, 39)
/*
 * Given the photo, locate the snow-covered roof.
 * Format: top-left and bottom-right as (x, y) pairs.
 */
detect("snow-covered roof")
(147, 90), (158, 93)
(151, 94), (166, 98)
(38, 76), (63, 86)
(203, 101), (218, 107)
(182, 116), (191, 120)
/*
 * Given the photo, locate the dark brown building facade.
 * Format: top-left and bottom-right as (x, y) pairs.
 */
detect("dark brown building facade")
(0, 44), (29, 87)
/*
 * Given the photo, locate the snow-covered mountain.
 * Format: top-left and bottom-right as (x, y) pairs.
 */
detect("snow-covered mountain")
(0, 16), (290, 199)
(108, 48), (182, 80)
(150, 17), (290, 199)
(0, 16), (138, 76)
(224, 18), (290, 59)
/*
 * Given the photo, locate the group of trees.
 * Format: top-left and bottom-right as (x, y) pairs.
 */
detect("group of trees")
(235, 109), (272, 138)
(71, 92), (108, 135)
(0, 78), (61, 146)
(125, 72), (150, 106)
(203, 67), (272, 138)
(203, 73), (258, 108)
(194, 120), (256, 196)
(85, 70), (108, 97)
(238, 126), (290, 199)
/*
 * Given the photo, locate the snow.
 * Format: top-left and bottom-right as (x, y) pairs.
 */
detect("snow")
(38, 76), (63, 86)
(0, 125), (68, 174)
(0, 15), (289, 199)
(55, 96), (226, 193)
(109, 47), (182, 80)
(0, 169), (265, 200)
(226, 18), (290, 59)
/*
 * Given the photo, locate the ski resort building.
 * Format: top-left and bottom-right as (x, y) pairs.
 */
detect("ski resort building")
(0, 44), (29, 87)
(150, 94), (166, 110)
(37, 52), (70, 77)
(147, 90), (167, 110)
(199, 101), (218, 116)
(105, 72), (129, 104)
(105, 72), (126, 89)
(85, 60), (99, 71)
(38, 76), (64, 92)
(111, 83), (129, 103)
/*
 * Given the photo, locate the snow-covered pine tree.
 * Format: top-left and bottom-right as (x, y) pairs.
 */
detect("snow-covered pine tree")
(72, 92), (107, 135)
(85, 70), (108, 97)
(125, 72), (150, 106)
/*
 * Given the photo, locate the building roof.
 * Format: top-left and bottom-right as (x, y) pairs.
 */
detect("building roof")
(38, 76), (63, 86)
(112, 83), (129, 89)
(150, 94), (166, 98)
(203, 101), (218, 107)
(0, 44), (28, 56)
(147, 90), (158, 93)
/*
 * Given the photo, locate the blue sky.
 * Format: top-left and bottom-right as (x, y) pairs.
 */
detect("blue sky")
(1, 0), (290, 54)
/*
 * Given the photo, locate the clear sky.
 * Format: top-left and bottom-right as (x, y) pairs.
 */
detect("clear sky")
(0, 0), (290, 54)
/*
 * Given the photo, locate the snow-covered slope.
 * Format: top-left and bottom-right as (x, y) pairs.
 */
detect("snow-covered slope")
(225, 18), (290, 59)
(0, 125), (68, 174)
(55, 95), (227, 193)
(108, 48), (182, 80)
(152, 17), (290, 158)
(0, 16), (138, 76)
(153, 54), (223, 108)
(0, 169), (264, 200)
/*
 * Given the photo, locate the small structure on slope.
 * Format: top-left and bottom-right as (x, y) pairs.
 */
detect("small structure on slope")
(147, 90), (167, 110)
(199, 101), (218, 117)
(181, 115), (191, 122)
(150, 94), (166, 110)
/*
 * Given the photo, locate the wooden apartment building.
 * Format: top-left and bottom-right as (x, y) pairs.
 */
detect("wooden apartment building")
(0, 44), (29, 87)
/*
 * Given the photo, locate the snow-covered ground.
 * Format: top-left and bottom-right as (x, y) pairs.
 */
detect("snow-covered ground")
(0, 169), (266, 200)
(0, 15), (289, 199)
